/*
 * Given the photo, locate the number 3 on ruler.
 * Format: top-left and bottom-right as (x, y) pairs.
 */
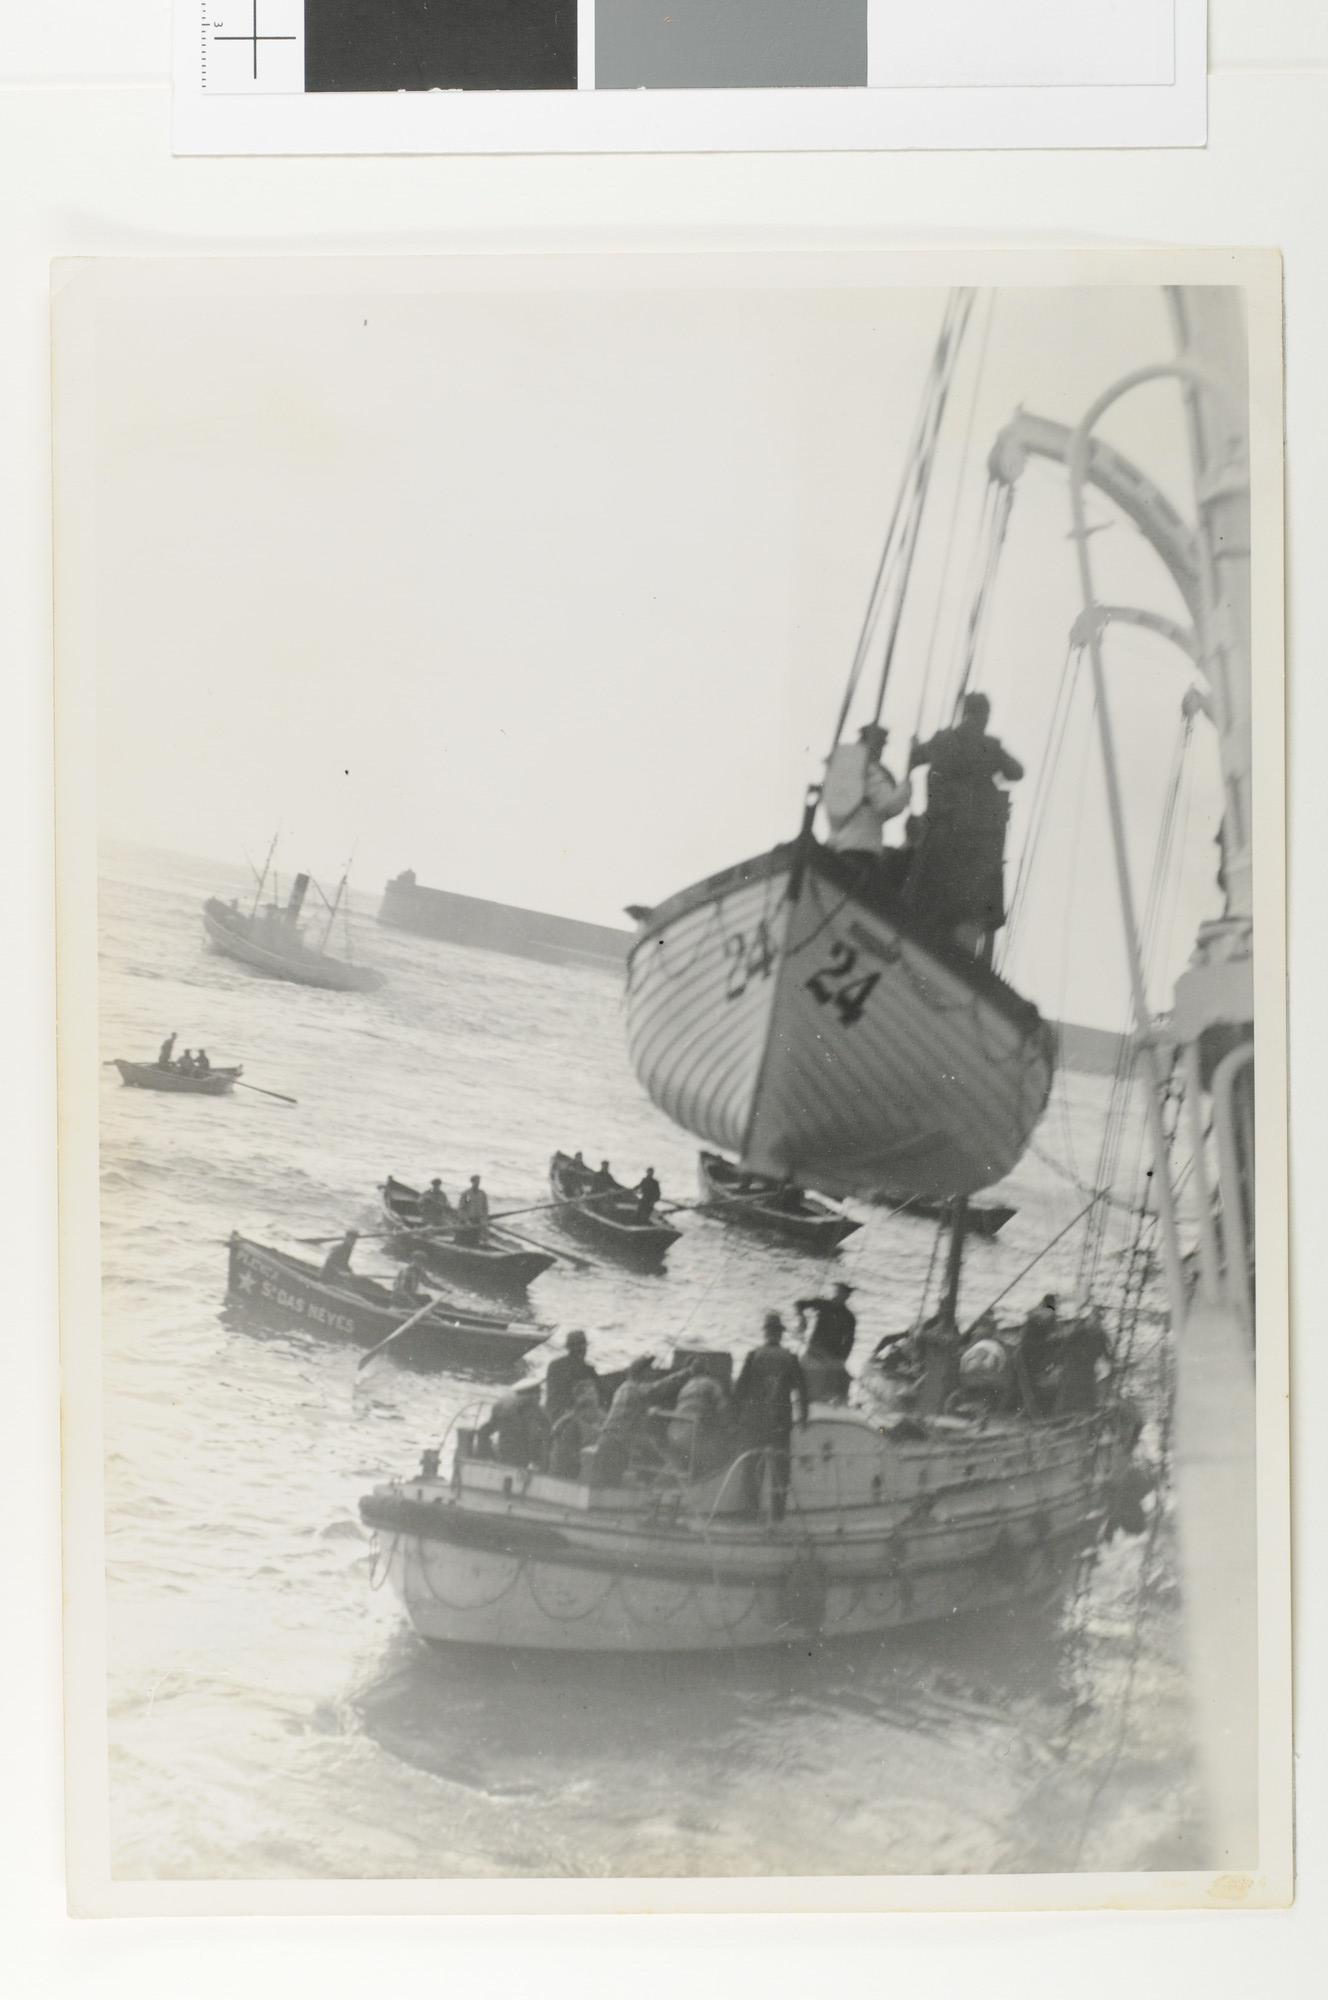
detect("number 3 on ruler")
(805, 941), (880, 1027)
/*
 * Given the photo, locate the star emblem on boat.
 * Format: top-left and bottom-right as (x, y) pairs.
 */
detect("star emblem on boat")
(238, 1270), (256, 1292)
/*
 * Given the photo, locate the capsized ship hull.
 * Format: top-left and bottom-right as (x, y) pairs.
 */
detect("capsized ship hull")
(362, 1406), (1129, 1654)
(625, 840), (1055, 1202)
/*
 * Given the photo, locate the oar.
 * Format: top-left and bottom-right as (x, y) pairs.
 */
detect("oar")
(235, 1081), (299, 1106)
(493, 1222), (600, 1274)
(297, 1229), (395, 1246)
(356, 1294), (446, 1374)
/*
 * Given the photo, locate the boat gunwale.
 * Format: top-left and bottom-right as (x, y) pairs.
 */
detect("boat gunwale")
(379, 1177), (556, 1276)
(227, 1233), (537, 1342)
(361, 1479), (1109, 1590)
(114, 1058), (241, 1093)
(548, 1152), (681, 1248)
(696, 1150), (860, 1240)
(627, 838), (1055, 1050)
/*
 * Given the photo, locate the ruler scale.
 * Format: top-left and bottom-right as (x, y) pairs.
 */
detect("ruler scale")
(202, 1), (304, 94)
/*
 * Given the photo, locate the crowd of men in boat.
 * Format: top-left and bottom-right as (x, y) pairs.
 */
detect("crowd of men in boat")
(156, 1031), (216, 1077)
(399, 1155), (662, 1239)
(411, 1173), (494, 1241)
(562, 1152), (663, 1222)
(822, 691), (1023, 952)
(465, 1286), (1114, 1517)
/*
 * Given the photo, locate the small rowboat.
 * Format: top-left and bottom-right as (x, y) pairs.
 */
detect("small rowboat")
(870, 1190), (1017, 1238)
(114, 1059), (241, 1096)
(548, 1151), (680, 1269)
(695, 1151), (861, 1252)
(224, 1235), (547, 1374)
(379, 1176), (556, 1296)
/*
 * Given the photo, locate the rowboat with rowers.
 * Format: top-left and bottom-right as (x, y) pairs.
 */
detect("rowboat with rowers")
(224, 1234), (546, 1373)
(113, 1058), (241, 1097)
(548, 1151), (680, 1269)
(379, 1175), (556, 1296)
(695, 1151), (861, 1251)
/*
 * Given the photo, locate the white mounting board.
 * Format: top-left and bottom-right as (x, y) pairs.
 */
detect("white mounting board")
(174, 0), (1208, 154)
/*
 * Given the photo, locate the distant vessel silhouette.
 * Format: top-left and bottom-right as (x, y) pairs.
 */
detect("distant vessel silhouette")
(204, 838), (384, 993)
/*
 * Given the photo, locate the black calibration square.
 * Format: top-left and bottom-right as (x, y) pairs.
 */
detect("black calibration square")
(304, 0), (578, 93)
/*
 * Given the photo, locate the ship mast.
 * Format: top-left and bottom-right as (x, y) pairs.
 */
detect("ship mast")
(250, 831), (278, 919)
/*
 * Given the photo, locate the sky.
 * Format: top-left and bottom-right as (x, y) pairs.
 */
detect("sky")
(82, 262), (1239, 1031)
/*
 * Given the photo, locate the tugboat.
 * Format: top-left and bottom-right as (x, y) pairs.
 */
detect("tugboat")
(203, 838), (384, 993)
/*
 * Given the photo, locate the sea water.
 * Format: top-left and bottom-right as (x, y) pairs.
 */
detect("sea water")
(95, 843), (1202, 1880)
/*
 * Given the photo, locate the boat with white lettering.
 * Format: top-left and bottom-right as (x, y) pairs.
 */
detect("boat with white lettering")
(225, 1235), (545, 1373)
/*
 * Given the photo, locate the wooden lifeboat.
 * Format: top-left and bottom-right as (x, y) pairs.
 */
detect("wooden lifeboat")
(625, 837), (1055, 1203)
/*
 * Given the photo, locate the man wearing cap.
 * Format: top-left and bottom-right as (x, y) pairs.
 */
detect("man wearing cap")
(633, 1166), (662, 1224)
(822, 721), (912, 862)
(732, 1314), (810, 1521)
(794, 1281), (858, 1405)
(544, 1329), (601, 1424)
(419, 1177), (452, 1228)
(456, 1173), (490, 1244)
(320, 1228), (359, 1283)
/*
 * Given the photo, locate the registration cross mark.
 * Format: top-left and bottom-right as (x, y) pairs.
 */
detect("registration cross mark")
(213, 0), (297, 82)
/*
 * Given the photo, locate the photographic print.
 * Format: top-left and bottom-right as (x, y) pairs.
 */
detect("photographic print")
(53, 251), (1288, 1911)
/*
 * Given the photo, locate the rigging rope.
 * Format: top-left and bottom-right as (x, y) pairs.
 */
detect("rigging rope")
(909, 291), (999, 742)
(1077, 712), (1194, 1298)
(871, 291), (978, 723)
(828, 288), (975, 754)
(948, 478), (1016, 716)
(1000, 639), (1087, 966)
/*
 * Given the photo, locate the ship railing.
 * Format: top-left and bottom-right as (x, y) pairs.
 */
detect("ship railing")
(437, 1399), (490, 1481)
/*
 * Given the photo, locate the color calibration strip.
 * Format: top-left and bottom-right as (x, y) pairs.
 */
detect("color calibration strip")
(199, 1), (1177, 96)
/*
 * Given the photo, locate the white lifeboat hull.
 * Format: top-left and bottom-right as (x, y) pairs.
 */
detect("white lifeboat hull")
(624, 840), (1054, 1202)
(362, 1408), (1129, 1655)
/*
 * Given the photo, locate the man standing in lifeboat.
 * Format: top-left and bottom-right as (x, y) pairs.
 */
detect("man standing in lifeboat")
(731, 1314), (810, 1522)
(822, 721), (912, 882)
(906, 691), (1024, 955)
